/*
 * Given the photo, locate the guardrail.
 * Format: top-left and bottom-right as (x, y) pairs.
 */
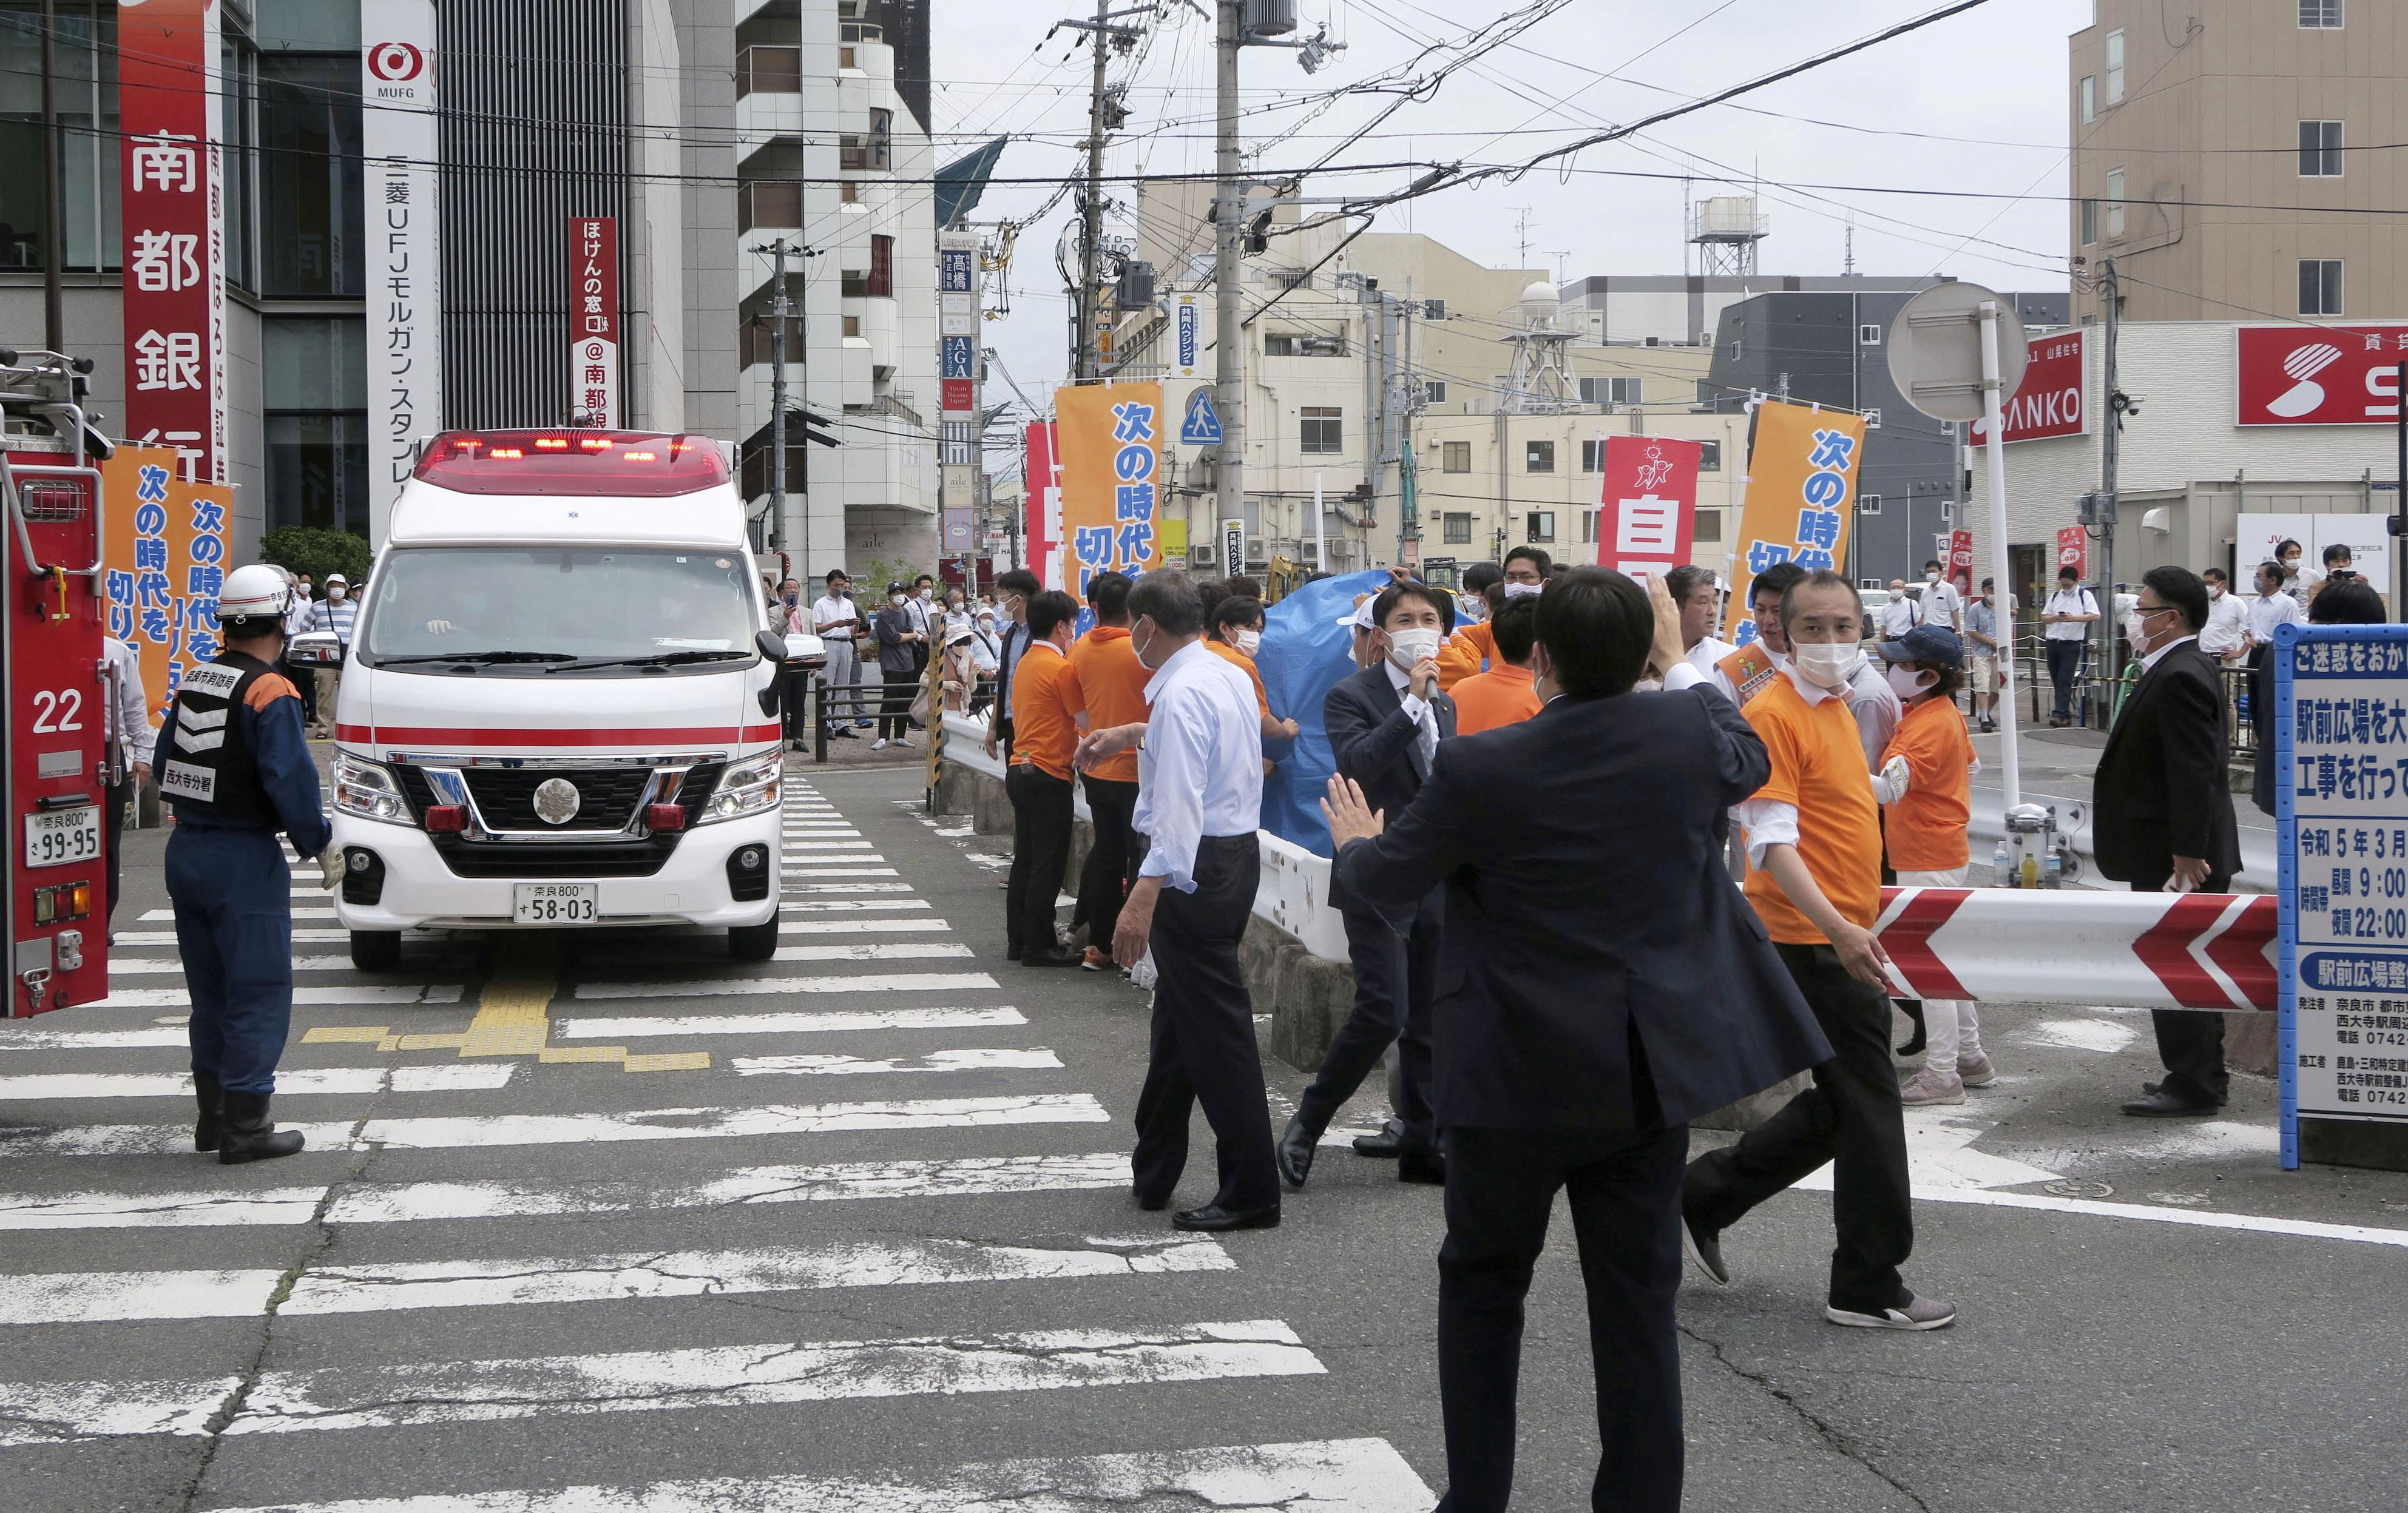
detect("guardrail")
(1877, 886), (2274, 1011)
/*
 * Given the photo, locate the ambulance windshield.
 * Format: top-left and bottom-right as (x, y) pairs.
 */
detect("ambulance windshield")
(356, 547), (759, 676)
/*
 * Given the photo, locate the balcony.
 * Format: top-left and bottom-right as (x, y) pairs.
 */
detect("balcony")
(736, 45), (799, 99)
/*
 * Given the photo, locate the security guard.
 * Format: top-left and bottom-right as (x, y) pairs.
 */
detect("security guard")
(160, 563), (339, 1164)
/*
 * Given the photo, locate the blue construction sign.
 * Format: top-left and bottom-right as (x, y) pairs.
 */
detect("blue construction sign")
(1180, 388), (1223, 446)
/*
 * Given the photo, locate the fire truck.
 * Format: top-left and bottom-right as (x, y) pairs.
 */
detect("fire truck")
(3, 349), (114, 1017)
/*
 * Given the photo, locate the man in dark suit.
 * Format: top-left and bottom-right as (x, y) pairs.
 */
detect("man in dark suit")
(1279, 579), (1459, 1188)
(2095, 564), (2245, 1117)
(1322, 568), (1830, 1513)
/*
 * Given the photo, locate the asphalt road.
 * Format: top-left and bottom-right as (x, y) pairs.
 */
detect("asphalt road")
(4, 764), (2406, 1512)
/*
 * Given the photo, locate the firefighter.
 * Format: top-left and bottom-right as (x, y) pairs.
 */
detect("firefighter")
(158, 563), (339, 1164)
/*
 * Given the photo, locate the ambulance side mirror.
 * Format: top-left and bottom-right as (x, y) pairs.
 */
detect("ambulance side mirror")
(755, 629), (788, 665)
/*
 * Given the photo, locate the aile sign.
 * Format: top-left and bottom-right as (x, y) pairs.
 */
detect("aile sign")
(1967, 330), (2085, 445)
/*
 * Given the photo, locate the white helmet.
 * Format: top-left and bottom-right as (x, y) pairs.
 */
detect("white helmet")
(217, 562), (295, 624)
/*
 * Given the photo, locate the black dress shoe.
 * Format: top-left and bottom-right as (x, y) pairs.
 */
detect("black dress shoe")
(1171, 1202), (1280, 1233)
(1277, 1113), (1319, 1189)
(1133, 1187), (1171, 1212)
(1351, 1120), (1404, 1158)
(2122, 1088), (2220, 1118)
(1006, 946), (1023, 962)
(1396, 1149), (1446, 1185)
(1021, 948), (1083, 968)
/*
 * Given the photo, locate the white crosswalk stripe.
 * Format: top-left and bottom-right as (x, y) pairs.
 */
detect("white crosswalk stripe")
(0, 1064), (512, 1100)
(572, 969), (996, 1000)
(93, 983), (465, 1009)
(732, 1047), (1063, 1075)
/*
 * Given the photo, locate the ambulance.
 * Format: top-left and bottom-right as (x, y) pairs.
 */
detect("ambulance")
(326, 431), (786, 969)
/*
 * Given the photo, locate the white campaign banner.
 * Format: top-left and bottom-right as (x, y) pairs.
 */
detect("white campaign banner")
(361, 0), (440, 547)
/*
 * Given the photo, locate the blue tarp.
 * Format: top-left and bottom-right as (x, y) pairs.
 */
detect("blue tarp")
(1256, 570), (1388, 857)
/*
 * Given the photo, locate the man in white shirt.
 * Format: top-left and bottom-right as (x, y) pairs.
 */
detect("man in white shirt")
(1074, 573), (1276, 1233)
(103, 636), (156, 928)
(305, 573), (359, 738)
(2244, 559), (2303, 650)
(2198, 567), (2247, 661)
(1667, 564), (1735, 679)
(2041, 566), (2099, 728)
(1919, 559), (1962, 633)
(810, 570), (865, 739)
(1879, 580), (1920, 639)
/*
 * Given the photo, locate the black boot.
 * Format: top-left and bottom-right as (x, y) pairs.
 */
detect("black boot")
(192, 1070), (223, 1153)
(218, 1090), (306, 1165)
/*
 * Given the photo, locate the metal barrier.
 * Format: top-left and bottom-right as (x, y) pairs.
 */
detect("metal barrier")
(1877, 886), (2274, 1011)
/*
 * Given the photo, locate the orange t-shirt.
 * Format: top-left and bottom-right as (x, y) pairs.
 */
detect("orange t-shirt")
(1450, 662), (1541, 735)
(1436, 619), (1494, 691)
(1067, 624), (1151, 781)
(1882, 696), (1973, 872)
(1206, 639), (1271, 717)
(1007, 642), (1084, 781)
(1741, 673), (1884, 944)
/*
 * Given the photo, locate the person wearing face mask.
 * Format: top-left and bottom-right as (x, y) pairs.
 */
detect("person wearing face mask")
(1277, 581), (1461, 1190)
(1448, 591), (1543, 735)
(871, 581), (924, 749)
(1870, 625), (1987, 1105)
(1073, 574), (1277, 1231)
(810, 570), (864, 740)
(1879, 579), (1920, 641)
(1920, 559), (1962, 633)
(305, 572), (359, 739)
(1710, 563), (1901, 769)
(2245, 559), (2306, 815)
(1005, 590), (1089, 968)
(1067, 573), (1155, 971)
(967, 607), (1003, 712)
(2041, 565), (2099, 728)
(1439, 551), (1543, 689)
(1684, 568), (1954, 1333)
(2094, 567), (2244, 1118)
(1205, 596), (1297, 746)
(984, 568), (1044, 763)
(2199, 567), (2247, 662)
(1963, 578), (2003, 733)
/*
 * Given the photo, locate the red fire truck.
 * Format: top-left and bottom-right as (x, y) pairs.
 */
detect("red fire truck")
(4, 349), (113, 1017)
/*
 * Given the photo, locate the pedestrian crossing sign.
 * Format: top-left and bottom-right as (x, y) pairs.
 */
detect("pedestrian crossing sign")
(1180, 388), (1223, 446)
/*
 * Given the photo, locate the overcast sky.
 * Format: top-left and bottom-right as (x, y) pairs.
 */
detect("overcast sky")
(932, 0), (2099, 435)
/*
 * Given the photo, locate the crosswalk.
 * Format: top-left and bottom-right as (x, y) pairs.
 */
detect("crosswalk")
(0, 772), (1433, 1510)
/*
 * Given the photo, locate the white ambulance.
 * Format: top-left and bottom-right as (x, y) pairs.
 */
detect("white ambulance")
(328, 430), (786, 969)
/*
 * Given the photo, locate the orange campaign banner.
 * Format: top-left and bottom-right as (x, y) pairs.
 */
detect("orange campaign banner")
(1053, 382), (1165, 615)
(1722, 400), (1870, 647)
(101, 445), (235, 722)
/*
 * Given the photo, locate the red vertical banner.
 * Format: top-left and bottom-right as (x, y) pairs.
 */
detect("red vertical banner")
(118, 0), (226, 482)
(1947, 528), (1974, 597)
(1597, 435), (1700, 579)
(1024, 420), (1061, 589)
(569, 217), (620, 426)
(2056, 524), (2090, 581)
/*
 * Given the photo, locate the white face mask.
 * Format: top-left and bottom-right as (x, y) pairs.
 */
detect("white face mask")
(2207, 584), (2223, 599)
(1925, 571), (1941, 584)
(1885, 664), (1935, 700)
(1386, 627), (1443, 670)
(326, 585), (345, 601)
(2123, 610), (2147, 649)
(1235, 628), (1262, 656)
(1791, 641), (1858, 691)
(890, 595), (906, 607)
(1502, 581), (1543, 599)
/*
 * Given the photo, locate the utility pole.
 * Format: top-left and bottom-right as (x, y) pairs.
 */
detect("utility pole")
(2099, 258), (2122, 726)
(40, 0), (62, 352)
(1213, 0), (1245, 544)
(1077, 0), (1110, 382)
(751, 237), (820, 568)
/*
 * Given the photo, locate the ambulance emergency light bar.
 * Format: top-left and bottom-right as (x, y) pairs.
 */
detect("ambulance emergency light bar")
(413, 430), (732, 496)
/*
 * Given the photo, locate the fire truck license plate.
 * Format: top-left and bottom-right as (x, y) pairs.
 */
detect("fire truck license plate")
(24, 807), (100, 868)
(513, 883), (598, 923)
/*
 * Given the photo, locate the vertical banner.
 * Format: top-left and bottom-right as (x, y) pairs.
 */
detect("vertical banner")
(1173, 294), (1202, 380)
(1722, 400), (1869, 645)
(569, 217), (620, 426)
(362, 0), (440, 547)
(101, 446), (232, 719)
(117, 0), (225, 482)
(939, 231), (981, 578)
(1946, 528), (1975, 598)
(1054, 383), (1164, 612)
(1596, 435), (1699, 580)
(1025, 421), (1060, 587)
(1221, 519), (1245, 581)
(2056, 523), (2091, 581)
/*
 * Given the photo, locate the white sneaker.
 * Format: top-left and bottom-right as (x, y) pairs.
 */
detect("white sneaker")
(1825, 1293), (1956, 1331)
(870, 738), (888, 750)
(1957, 1053), (1997, 1088)
(1899, 1067), (1964, 1105)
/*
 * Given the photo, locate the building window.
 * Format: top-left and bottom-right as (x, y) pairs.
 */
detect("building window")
(1441, 440), (1471, 473)
(1859, 493), (1882, 516)
(263, 317), (368, 534)
(1580, 509), (1599, 544)
(1525, 510), (1556, 543)
(2105, 168), (2125, 238)
(1423, 298), (1446, 320)
(1859, 323), (1882, 346)
(1580, 439), (1603, 472)
(1578, 376), (1638, 406)
(840, 180), (861, 204)
(1300, 406), (1344, 454)
(843, 314), (862, 339)
(2300, 120), (2344, 177)
(2301, 0), (2342, 27)
(1442, 512), (1472, 544)
(868, 234), (893, 297)
(2080, 198), (2098, 245)
(254, 52), (364, 297)
(2301, 258), (2344, 316)
(1694, 508), (1722, 542)
(2080, 75), (2095, 123)
(2104, 29), (2124, 104)
(1525, 440), (1555, 473)
(736, 44), (802, 96)
(1425, 380), (1447, 405)
(739, 181), (802, 233)
(1263, 332), (1347, 357)
(1699, 439), (1722, 471)
(840, 135), (868, 170)
(839, 45), (857, 68)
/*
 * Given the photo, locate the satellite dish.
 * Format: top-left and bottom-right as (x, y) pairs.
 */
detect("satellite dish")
(1885, 281), (2028, 425)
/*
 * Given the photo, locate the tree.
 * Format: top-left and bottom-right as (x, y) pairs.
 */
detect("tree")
(259, 527), (371, 598)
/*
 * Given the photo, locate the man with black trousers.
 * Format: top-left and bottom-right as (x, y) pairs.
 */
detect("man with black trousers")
(1067, 571), (1154, 970)
(1278, 578), (1458, 1188)
(1002, 590), (1086, 968)
(982, 567), (1042, 764)
(1321, 568), (1828, 1513)
(1075, 573), (1277, 1232)
(2095, 565), (2245, 1116)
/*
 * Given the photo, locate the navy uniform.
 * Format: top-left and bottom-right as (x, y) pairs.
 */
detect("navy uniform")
(161, 599), (333, 1163)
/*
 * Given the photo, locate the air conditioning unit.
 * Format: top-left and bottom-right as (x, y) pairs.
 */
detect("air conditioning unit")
(1189, 545), (1217, 568)
(1245, 536), (1265, 559)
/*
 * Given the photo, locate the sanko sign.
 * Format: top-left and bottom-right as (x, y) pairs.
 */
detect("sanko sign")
(1967, 329), (2086, 445)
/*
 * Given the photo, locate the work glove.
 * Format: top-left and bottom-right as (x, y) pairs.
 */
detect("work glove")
(317, 850), (347, 891)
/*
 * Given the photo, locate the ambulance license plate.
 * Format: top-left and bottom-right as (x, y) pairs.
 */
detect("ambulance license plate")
(513, 883), (598, 923)
(24, 806), (100, 869)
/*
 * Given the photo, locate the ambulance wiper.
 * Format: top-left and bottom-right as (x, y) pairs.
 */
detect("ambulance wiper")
(374, 651), (580, 666)
(544, 649), (752, 672)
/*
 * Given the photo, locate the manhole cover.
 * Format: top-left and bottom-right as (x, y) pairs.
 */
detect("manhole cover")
(2044, 1178), (2114, 1199)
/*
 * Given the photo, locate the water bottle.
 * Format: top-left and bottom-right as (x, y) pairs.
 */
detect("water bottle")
(1994, 840), (2014, 887)
(2043, 846), (2063, 888)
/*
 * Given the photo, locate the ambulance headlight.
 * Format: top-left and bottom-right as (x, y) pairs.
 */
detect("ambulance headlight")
(334, 751), (412, 825)
(698, 750), (781, 824)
